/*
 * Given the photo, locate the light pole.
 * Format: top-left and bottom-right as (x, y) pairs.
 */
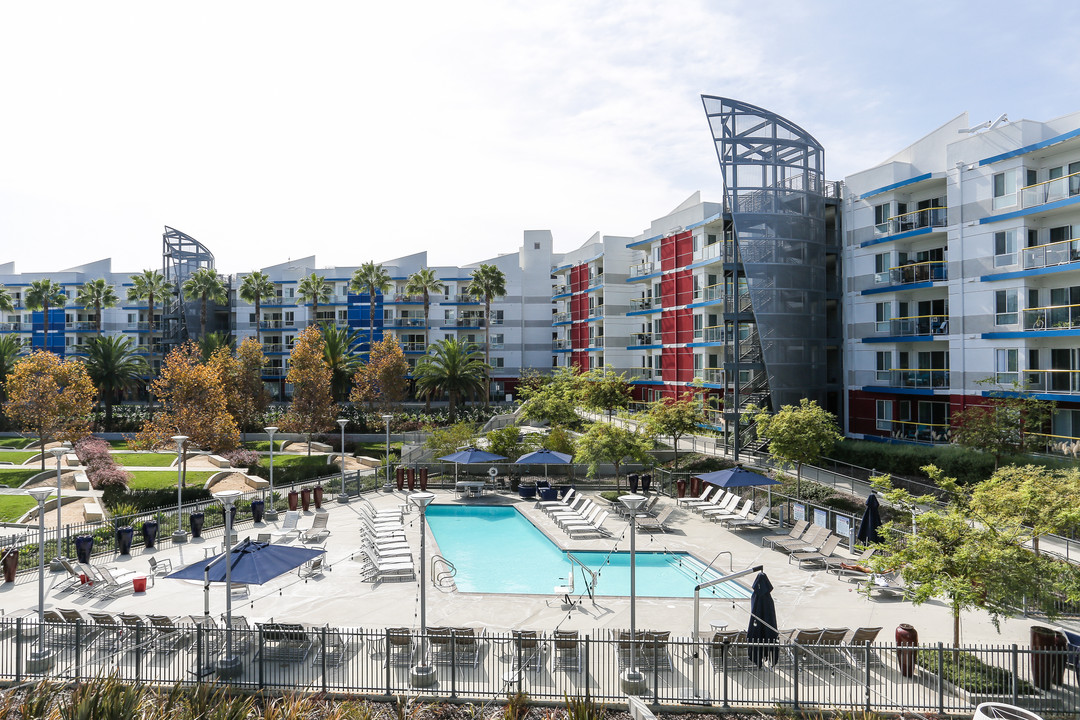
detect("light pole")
(26, 486), (54, 672)
(214, 489), (243, 678)
(409, 491), (435, 687)
(382, 414), (393, 491)
(171, 435), (189, 543)
(337, 418), (349, 503)
(264, 426), (278, 521)
(49, 447), (65, 554)
(619, 493), (647, 695)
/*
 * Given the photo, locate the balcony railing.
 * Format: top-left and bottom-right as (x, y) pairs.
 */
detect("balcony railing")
(875, 206), (948, 236)
(133, 344), (163, 355)
(264, 297), (297, 306)
(258, 320), (295, 330)
(552, 284), (569, 296)
(702, 325), (724, 343)
(125, 321), (161, 331)
(262, 367), (287, 377)
(628, 262), (655, 278)
(0, 322), (22, 331)
(552, 312), (570, 324)
(880, 419), (951, 444)
(587, 273), (604, 288)
(1030, 431), (1080, 455)
(1023, 238), (1080, 270)
(695, 284), (723, 303)
(702, 367), (723, 384)
(693, 242), (722, 264)
(455, 317), (485, 327)
(385, 318), (426, 328)
(448, 294), (475, 303)
(628, 297), (654, 312)
(391, 294), (424, 304)
(586, 305), (603, 319)
(400, 342), (426, 353)
(65, 321), (97, 331)
(1023, 303), (1080, 331)
(1019, 171), (1080, 209)
(628, 333), (654, 347)
(624, 367), (655, 380)
(880, 314), (950, 336)
(886, 368), (950, 390)
(262, 343), (290, 353)
(888, 260), (947, 285)
(553, 338), (569, 350)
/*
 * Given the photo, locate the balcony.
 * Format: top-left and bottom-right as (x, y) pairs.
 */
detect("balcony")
(1022, 238), (1080, 270)
(1016, 369), (1080, 394)
(385, 318), (426, 328)
(702, 367), (723, 384)
(262, 367), (287, 377)
(624, 368), (655, 381)
(1018, 171), (1080, 209)
(628, 333), (654, 347)
(0, 322), (22, 332)
(887, 260), (947, 285)
(586, 273), (604, 288)
(262, 343), (290, 353)
(880, 314), (950, 337)
(880, 419), (951, 444)
(66, 321), (97, 331)
(125, 321), (161, 331)
(695, 284), (724, 304)
(258, 320), (295, 330)
(1023, 303), (1080, 331)
(133, 344), (163, 355)
(628, 298), (654, 312)
(885, 368), (950, 390)
(400, 342), (426, 353)
(875, 207), (948, 237)
(455, 317), (485, 328)
(586, 305), (603, 320)
(552, 312), (570, 324)
(447, 294), (476, 303)
(702, 325), (724, 343)
(553, 338), (569, 350)
(552, 284), (569, 296)
(390, 294), (424, 304)
(265, 297), (297, 306)
(629, 262), (655, 278)
(693, 242), (722, 264)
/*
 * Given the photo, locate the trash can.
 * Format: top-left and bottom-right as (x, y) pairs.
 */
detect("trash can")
(2, 548), (19, 583)
(116, 526), (134, 555)
(74, 535), (94, 564)
(189, 513), (205, 539)
(141, 521), (159, 550)
(250, 500), (265, 524)
(132, 576), (147, 593)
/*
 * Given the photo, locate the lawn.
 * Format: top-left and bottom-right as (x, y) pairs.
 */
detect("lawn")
(243, 440), (284, 452)
(0, 469), (40, 488)
(0, 438), (34, 449)
(126, 470), (216, 490)
(0, 496), (36, 522)
(352, 441), (403, 459)
(112, 453), (176, 467)
(0, 451), (38, 464)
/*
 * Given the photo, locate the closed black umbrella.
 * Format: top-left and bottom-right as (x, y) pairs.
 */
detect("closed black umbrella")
(747, 571), (778, 667)
(857, 492), (883, 545)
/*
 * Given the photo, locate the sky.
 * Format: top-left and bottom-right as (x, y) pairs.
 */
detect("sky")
(2, 1), (1078, 275)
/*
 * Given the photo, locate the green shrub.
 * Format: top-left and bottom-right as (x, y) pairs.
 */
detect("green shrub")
(829, 440), (1008, 485)
(916, 648), (1036, 695)
(678, 454), (736, 474)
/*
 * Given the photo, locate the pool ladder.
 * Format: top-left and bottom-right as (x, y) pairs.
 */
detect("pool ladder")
(431, 555), (457, 592)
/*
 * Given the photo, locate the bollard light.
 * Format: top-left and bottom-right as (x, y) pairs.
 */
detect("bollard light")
(264, 426), (279, 521)
(337, 418), (349, 503)
(171, 435), (189, 543)
(214, 489), (243, 678)
(619, 493), (647, 695)
(49, 447), (66, 554)
(26, 486), (54, 672)
(382, 414), (393, 491)
(409, 491), (436, 687)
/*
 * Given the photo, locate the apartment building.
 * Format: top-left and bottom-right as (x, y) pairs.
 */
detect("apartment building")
(843, 109), (1080, 451)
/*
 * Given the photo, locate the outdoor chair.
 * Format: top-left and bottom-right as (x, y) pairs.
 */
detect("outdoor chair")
(694, 492), (735, 516)
(637, 507), (675, 533)
(724, 505), (770, 530)
(782, 628), (823, 666)
(256, 533), (273, 543)
(93, 565), (136, 599)
(825, 547), (876, 577)
(147, 556), (172, 578)
(613, 630), (645, 670)
(677, 485), (714, 507)
(566, 510), (612, 538)
(557, 504), (600, 531)
(808, 627), (850, 668)
(843, 626), (883, 667)
(148, 615), (192, 653)
(312, 626), (351, 668)
(552, 629), (582, 674)
(300, 513), (331, 543)
(789, 533), (842, 569)
(56, 558), (86, 594)
(865, 571), (907, 598)
(773, 525), (828, 554)
(538, 488), (575, 514)
(384, 627), (414, 667)
(761, 519), (808, 548)
(449, 627), (483, 668)
(705, 498), (753, 523)
(87, 611), (126, 653)
(271, 511), (303, 542)
(505, 630), (544, 673)
(641, 630), (672, 672)
(260, 622), (313, 662)
(428, 626), (454, 665)
(298, 553), (327, 579)
(707, 630), (751, 670)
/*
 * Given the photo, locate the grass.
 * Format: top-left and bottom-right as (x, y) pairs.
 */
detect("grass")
(0, 495), (36, 522)
(352, 441), (403, 459)
(0, 451), (38, 464)
(0, 438), (34, 449)
(112, 453), (176, 467)
(0, 469), (40, 488)
(107, 439), (132, 449)
(126, 470), (217, 490)
(242, 440), (284, 451)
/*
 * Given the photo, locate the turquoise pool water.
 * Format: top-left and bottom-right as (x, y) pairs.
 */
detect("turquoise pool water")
(425, 504), (752, 598)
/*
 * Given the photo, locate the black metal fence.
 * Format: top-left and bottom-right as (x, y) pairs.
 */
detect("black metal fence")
(2, 620), (1078, 714)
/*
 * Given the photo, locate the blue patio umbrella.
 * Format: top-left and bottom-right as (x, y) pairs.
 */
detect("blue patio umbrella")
(513, 449), (573, 479)
(167, 538), (324, 585)
(438, 448), (507, 482)
(857, 492), (883, 545)
(747, 571), (779, 667)
(695, 466), (779, 488)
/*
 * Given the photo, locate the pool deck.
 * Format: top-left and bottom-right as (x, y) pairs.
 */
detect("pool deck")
(1, 488), (1069, 646)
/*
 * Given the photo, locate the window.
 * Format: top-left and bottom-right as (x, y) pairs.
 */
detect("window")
(876, 351), (892, 382)
(994, 230), (1017, 266)
(996, 348), (1018, 384)
(995, 290), (1017, 325)
(489, 333), (504, 348)
(284, 311), (294, 324)
(533, 242), (540, 250)
(490, 310), (504, 325)
(1050, 225), (1073, 244)
(693, 314), (703, 339)
(875, 302), (892, 333)
(875, 400), (892, 431)
(491, 357), (504, 369)
(993, 170), (1018, 210)
(874, 203), (891, 233)
(874, 253), (891, 283)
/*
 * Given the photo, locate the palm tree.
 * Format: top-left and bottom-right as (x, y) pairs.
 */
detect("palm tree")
(75, 278), (120, 335)
(24, 278), (67, 352)
(0, 285), (13, 317)
(182, 267), (228, 338)
(297, 273), (332, 327)
(239, 271), (276, 334)
(199, 331), (235, 361)
(321, 324), (362, 401)
(0, 335), (23, 403)
(82, 335), (149, 429)
(126, 268), (172, 360)
(404, 267), (444, 347)
(467, 263), (507, 404)
(350, 262), (391, 355)
(413, 338), (486, 422)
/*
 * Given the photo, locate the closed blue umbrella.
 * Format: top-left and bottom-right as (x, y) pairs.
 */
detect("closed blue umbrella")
(747, 571), (779, 667)
(857, 492), (883, 545)
(513, 449), (573, 479)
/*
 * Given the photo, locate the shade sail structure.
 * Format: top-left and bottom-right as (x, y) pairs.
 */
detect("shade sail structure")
(437, 448), (507, 464)
(857, 492), (883, 545)
(167, 539), (323, 585)
(696, 466), (779, 488)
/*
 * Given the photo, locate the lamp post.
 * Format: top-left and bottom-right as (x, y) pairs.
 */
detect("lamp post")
(409, 491), (435, 687)
(26, 487), (54, 672)
(382, 414), (393, 491)
(337, 418), (349, 503)
(49, 447), (66, 554)
(264, 426), (278, 521)
(214, 489), (243, 678)
(171, 435), (189, 543)
(619, 493), (647, 695)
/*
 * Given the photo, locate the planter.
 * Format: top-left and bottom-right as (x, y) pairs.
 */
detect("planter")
(250, 501), (264, 524)
(690, 476), (702, 498)
(141, 521), (159, 550)
(420, 468), (428, 491)
(288, 490), (299, 511)
(116, 526), (134, 555)
(74, 535), (94, 564)
(1031, 625), (1067, 690)
(676, 479), (687, 498)
(518, 484), (537, 499)
(189, 513), (205, 539)
(539, 487), (559, 502)
(895, 623), (918, 678)
(628, 474), (639, 493)
(2, 548), (18, 583)
(641, 474), (652, 493)
(396, 467), (405, 491)
(407, 468), (416, 491)
(301, 488), (311, 512)
(313, 486), (323, 509)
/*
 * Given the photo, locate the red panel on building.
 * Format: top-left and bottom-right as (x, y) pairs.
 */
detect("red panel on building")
(675, 347), (694, 382)
(660, 311), (677, 345)
(674, 308), (693, 344)
(660, 348), (678, 382)
(570, 264), (587, 293)
(674, 270), (694, 307)
(674, 231), (694, 267)
(570, 293), (587, 322)
(659, 274), (675, 310)
(660, 236), (676, 272)
(571, 351), (588, 372)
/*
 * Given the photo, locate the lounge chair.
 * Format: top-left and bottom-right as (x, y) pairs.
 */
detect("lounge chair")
(148, 614), (192, 653)
(695, 492), (736, 516)
(677, 486), (714, 507)
(566, 510), (612, 538)
(147, 556), (172, 578)
(782, 628), (823, 666)
(808, 627), (850, 668)
(552, 630), (582, 673)
(613, 630), (645, 670)
(256, 532), (273, 544)
(507, 630), (544, 672)
(93, 565), (136, 599)
(761, 519), (808, 549)
(87, 611), (126, 653)
(865, 572), (907, 598)
(56, 558), (86, 594)
(705, 498), (753, 523)
(448, 627), (483, 667)
(825, 547), (876, 576)
(312, 626), (350, 668)
(637, 507), (675, 533)
(260, 622), (313, 662)
(271, 510), (303, 542)
(789, 534), (842, 569)
(358, 548), (415, 582)
(773, 525), (829, 554)
(706, 630), (751, 669)
(617, 495), (658, 518)
(300, 513), (331, 543)
(538, 488), (576, 514)
(641, 630), (672, 671)
(550, 497), (592, 525)
(843, 626), (883, 667)
(724, 505), (770, 530)
(384, 627), (414, 666)
(557, 504), (600, 531)
(298, 554), (326, 579)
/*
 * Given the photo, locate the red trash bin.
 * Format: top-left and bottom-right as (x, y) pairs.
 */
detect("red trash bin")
(132, 577), (147, 593)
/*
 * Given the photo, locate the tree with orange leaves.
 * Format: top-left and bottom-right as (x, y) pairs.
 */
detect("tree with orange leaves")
(350, 335), (408, 412)
(209, 337), (269, 439)
(3, 350), (95, 470)
(134, 342), (240, 454)
(282, 325), (335, 455)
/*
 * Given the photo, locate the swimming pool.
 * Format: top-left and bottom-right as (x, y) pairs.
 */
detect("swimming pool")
(425, 504), (752, 599)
